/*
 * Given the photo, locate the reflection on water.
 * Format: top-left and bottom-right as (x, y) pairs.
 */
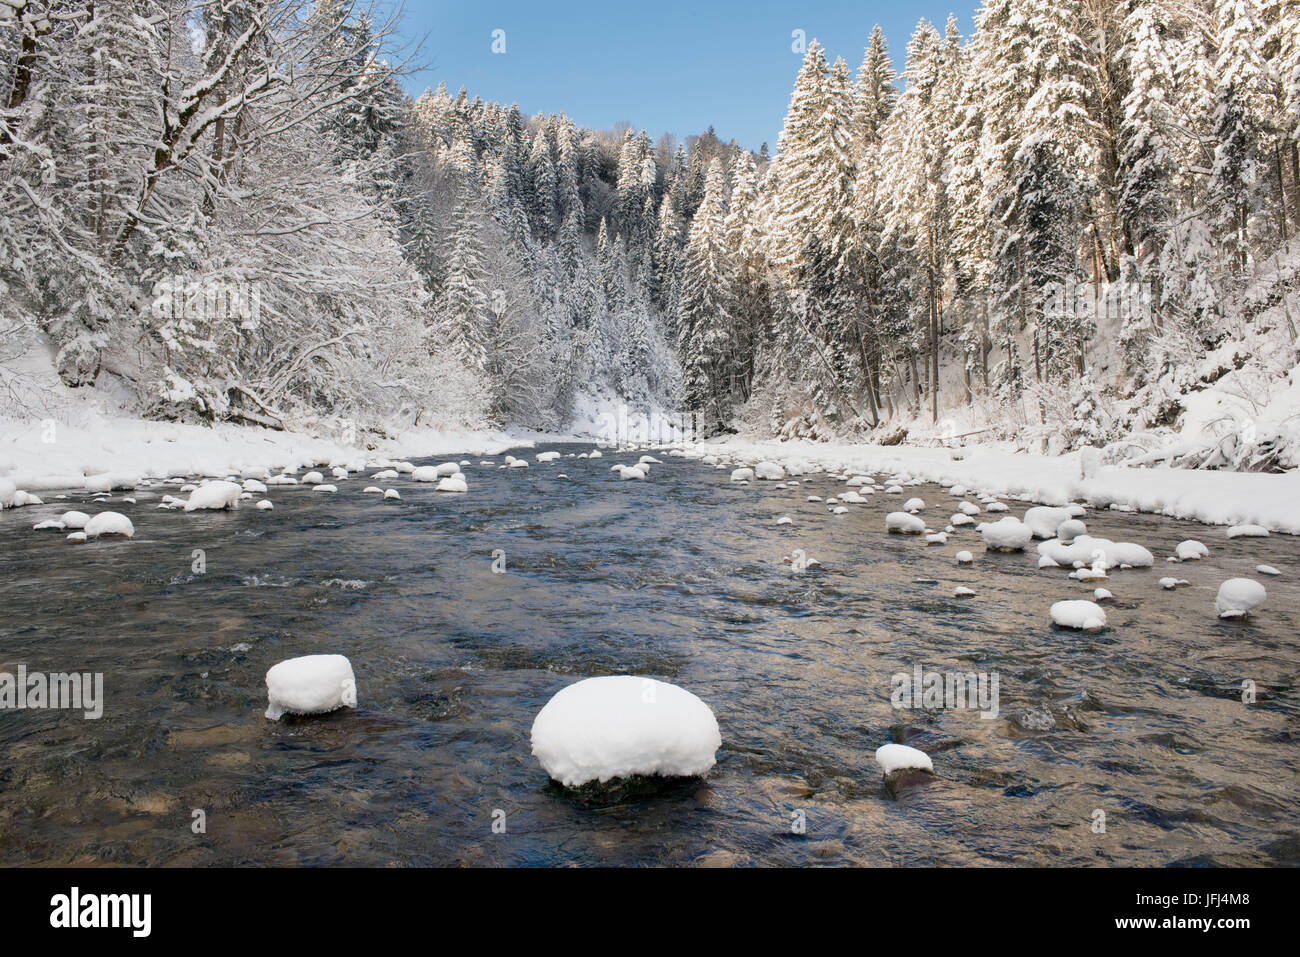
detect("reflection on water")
(1, 444), (1298, 866)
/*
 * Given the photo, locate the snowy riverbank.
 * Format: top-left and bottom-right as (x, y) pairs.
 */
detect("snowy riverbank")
(0, 415), (526, 493)
(694, 437), (1300, 535)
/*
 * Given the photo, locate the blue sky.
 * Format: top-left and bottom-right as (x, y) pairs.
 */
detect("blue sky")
(388, 0), (978, 151)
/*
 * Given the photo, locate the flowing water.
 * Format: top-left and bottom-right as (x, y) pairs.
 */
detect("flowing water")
(1, 443), (1298, 866)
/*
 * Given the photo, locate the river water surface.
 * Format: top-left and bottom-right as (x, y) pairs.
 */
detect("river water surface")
(1, 443), (1298, 866)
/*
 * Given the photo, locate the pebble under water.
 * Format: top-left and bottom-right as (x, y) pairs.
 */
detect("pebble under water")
(1, 443), (1298, 866)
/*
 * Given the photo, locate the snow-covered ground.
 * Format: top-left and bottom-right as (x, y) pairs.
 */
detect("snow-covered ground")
(691, 437), (1300, 535)
(0, 414), (523, 493)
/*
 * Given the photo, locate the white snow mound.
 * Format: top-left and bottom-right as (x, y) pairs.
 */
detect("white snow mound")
(1215, 578), (1266, 619)
(265, 654), (357, 721)
(84, 512), (134, 538)
(1050, 600), (1108, 630)
(530, 675), (721, 787)
(875, 743), (933, 774)
(184, 481), (242, 511)
(980, 516), (1033, 551)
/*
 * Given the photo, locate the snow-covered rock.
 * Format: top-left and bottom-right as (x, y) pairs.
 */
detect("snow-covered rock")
(1175, 540), (1209, 561)
(953, 586), (976, 597)
(886, 511), (926, 534)
(529, 676), (721, 787)
(903, 497), (926, 512)
(363, 486), (383, 494)
(242, 479), (267, 494)
(1056, 519), (1086, 543)
(875, 743), (933, 775)
(730, 467), (755, 482)
(775, 516), (793, 525)
(184, 481), (242, 511)
(1024, 506), (1072, 539)
(536, 451), (561, 463)
(312, 483), (338, 493)
(754, 461), (785, 481)
(1094, 587), (1113, 601)
(1226, 524), (1269, 539)
(1256, 564), (1280, 576)
(412, 466), (440, 482)
(383, 489), (401, 500)
(980, 516), (1033, 551)
(1037, 535), (1154, 569)
(84, 512), (134, 538)
(436, 476), (468, 492)
(1215, 578), (1266, 619)
(60, 510), (90, 529)
(256, 500), (274, 510)
(301, 471), (324, 485)
(265, 654), (357, 721)
(955, 550), (973, 564)
(1050, 600), (1108, 630)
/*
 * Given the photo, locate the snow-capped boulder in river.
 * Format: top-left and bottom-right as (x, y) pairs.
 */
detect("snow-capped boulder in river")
(264, 654), (357, 721)
(301, 471), (324, 485)
(886, 511), (926, 534)
(184, 481), (242, 511)
(530, 676), (721, 788)
(955, 550), (973, 565)
(875, 743), (933, 775)
(980, 516), (1033, 552)
(1056, 519), (1086, 544)
(1024, 506), (1073, 539)
(0, 479), (17, 508)
(1175, 540), (1209, 561)
(730, 467), (754, 483)
(84, 512), (134, 538)
(754, 461), (785, 481)
(619, 465), (647, 480)
(436, 476), (468, 493)
(1037, 535), (1153, 569)
(60, 510), (90, 529)
(1215, 578), (1266, 619)
(1050, 600), (1108, 631)
(412, 466), (439, 482)
(903, 497), (926, 513)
